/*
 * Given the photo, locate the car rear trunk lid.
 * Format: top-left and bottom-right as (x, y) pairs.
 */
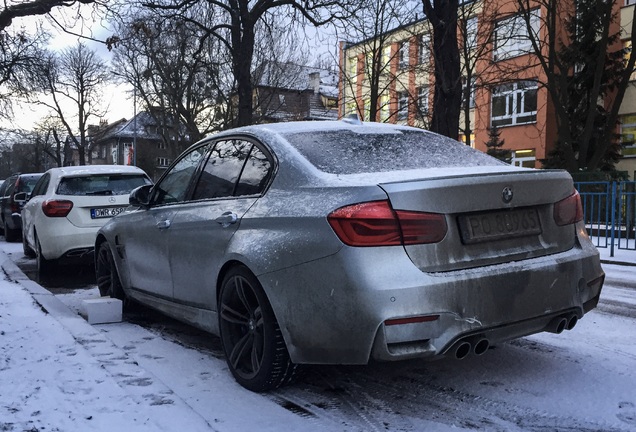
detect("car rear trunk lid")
(378, 168), (577, 272)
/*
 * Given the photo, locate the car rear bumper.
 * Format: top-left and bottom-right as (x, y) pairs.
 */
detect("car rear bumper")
(38, 222), (100, 261)
(258, 227), (604, 365)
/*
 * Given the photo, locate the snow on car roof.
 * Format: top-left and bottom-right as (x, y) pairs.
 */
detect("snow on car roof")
(45, 165), (148, 177)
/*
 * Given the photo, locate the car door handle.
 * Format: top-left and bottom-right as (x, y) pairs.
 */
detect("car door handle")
(215, 212), (238, 227)
(156, 219), (171, 229)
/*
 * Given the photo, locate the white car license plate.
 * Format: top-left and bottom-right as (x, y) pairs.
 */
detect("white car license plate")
(458, 208), (542, 244)
(91, 207), (126, 219)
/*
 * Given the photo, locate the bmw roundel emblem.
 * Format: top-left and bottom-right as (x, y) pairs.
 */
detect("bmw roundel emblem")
(502, 186), (513, 203)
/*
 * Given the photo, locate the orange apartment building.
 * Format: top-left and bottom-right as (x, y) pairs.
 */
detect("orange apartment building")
(339, 0), (636, 177)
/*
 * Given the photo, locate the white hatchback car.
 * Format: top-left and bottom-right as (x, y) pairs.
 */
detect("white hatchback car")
(21, 165), (151, 275)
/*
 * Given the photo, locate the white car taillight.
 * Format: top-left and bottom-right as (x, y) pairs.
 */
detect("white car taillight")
(42, 199), (74, 217)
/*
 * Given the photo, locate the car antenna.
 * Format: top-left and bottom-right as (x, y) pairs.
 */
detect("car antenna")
(341, 114), (363, 125)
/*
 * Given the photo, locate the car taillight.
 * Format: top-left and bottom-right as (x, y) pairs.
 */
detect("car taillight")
(42, 199), (74, 217)
(553, 190), (583, 226)
(327, 200), (447, 247)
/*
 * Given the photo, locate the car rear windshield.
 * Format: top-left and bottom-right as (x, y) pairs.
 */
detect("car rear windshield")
(17, 176), (42, 193)
(56, 174), (151, 196)
(282, 129), (503, 174)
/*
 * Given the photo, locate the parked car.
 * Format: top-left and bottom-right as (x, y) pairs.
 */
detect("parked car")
(0, 179), (6, 236)
(95, 120), (605, 392)
(1, 173), (43, 241)
(22, 165), (152, 275)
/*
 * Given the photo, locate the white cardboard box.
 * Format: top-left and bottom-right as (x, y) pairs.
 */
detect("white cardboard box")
(82, 298), (122, 324)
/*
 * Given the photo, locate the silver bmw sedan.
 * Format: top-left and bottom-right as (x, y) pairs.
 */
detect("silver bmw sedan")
(95, 120), (604, 392)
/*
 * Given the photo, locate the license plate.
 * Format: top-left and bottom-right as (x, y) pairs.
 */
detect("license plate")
(458, 208), (542, 244)
(91, 207), (126, 219)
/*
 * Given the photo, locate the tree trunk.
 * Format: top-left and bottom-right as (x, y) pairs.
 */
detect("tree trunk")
(423, 0), (461, 140)
(232, 16), (255, 127)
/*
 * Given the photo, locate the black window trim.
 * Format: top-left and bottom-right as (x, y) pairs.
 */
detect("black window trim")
(188, 135), (276, 203)
(147, 134), (277, 208)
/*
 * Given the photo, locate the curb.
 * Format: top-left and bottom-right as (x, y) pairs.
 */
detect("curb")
(0, 250), (218, 431)
(601, 259), (636, 267)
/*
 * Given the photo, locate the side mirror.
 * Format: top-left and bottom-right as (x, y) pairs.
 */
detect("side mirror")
(129, 184), (152, 207)
(13, 192), (27, 204)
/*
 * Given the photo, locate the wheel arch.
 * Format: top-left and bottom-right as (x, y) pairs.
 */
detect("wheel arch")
(216, 259), (250, 306)
(94, 233), (108, 268)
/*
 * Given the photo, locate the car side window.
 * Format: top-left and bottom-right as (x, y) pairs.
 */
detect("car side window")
(152, 143), (212, 206)
(3, 176), (17, 198)
(235, 146), (272, 197)
(192, 139), (252, 200)
(31, 174), (50, 197)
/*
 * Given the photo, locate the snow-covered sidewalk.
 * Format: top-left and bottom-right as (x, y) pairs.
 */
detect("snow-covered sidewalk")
(0, 252), (216, 431)
(598, 243), (636, 266)
(1, 243), (634, 432)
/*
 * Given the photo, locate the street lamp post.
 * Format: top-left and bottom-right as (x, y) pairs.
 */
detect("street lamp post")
(133, 85), (137, 166)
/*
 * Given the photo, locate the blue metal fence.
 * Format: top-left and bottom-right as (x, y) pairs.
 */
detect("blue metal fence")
(574, 181), (636, 257)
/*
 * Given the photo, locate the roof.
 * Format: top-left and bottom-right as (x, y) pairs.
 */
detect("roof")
(89, 109), (184, 142)
(44, 165), (148, 177)
(93, 112), (162, 141)
(253, 61), (338, 96)
(215, 119), (420, 138)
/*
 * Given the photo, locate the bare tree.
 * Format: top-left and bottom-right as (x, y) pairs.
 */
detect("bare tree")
(33, 115), (71, 167)
(457, 2), (497, 146)
(0, 0), (98, 32)
(0, 26), (49, 121)
(112, 12), (224, 152)
(508, 0), (636, 172)
(339, 0), (416, 123)
(422, 0), (461, 139)
(141, 0), (351, 127)
(0, 127), (57, 173)
(32, 42), (110, 165)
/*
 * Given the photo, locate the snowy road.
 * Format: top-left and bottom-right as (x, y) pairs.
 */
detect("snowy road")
(3, 241), (636, 431)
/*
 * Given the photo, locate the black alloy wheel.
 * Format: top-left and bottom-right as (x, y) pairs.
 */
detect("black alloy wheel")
(35, 234), (53, 276)
(95, 242), (125, 300)
(218, 266), (298, 392)
(4, 221), (18, 242)
(22, 231), (35, 258)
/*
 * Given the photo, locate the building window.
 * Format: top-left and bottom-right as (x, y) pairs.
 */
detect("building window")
(465, 17), (478, 52)
(348, 57), (357, 78)
(380, 94), (390, 122)
(511, 149), (536, 168)
(345, 100), (357, 117)
(491, 81), (538, 127)
(419, 34), (430, 64)
(493, 9), (540, 61)
(382, 45), (392, 66)
(157, 141), (167, 149)
(111, 144), (118, 164)
(124, 143), (134, 166)
(462, 76), (476, 109)
(157, 157), (171, 167)
(620, 114), (636, 160)
(397, 91), (409, 121)
(417, 86), (429, 117)
(399, 41), (409, 69)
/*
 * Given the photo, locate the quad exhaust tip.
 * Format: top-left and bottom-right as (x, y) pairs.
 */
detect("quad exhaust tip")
(455, 341), (472, 359)
(546, 314), (579, 334)
(454, 336), (490, 359)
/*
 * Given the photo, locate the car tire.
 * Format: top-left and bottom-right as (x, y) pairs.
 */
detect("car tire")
(22, 232), (36, 258)
(35, 234), (54, 276)
(4, 221), (19, 242)
(218, 266), (299, 392)
(95, 242), (125, 300)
